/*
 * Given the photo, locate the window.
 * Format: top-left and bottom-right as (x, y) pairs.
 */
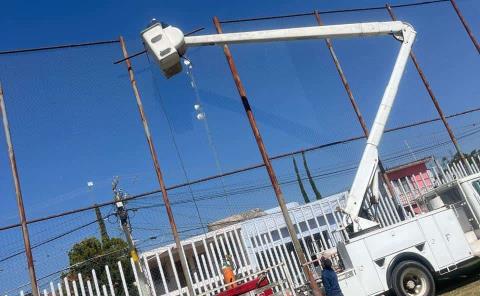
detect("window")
(327, 213), (336, 225)
(299, 221), (308, 232)
(271, 230), (280, 241)
(308, 218), (317, 229)
(317, 216), (326, 226)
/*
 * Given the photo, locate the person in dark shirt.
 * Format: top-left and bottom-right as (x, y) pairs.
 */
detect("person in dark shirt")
(321, 257), (344, 296)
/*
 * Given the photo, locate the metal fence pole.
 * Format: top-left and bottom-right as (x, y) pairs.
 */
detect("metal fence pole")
(449, 0), (480, 53)
(0, 82), (39, 296)
(212, 17), (324, 296)
(118, 37), (195, 296)
(386, 4), (471, 174)
(313, 11), (399, 209)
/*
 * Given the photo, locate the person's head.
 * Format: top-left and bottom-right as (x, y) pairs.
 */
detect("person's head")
(321, 257), (333, 270)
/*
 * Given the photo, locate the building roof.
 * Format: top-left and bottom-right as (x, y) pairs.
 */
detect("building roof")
(386, 156), (432, 174)
(207, 208), (266, 231)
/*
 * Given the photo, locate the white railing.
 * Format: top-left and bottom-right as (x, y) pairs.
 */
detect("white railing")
(390, 155), (480, 218)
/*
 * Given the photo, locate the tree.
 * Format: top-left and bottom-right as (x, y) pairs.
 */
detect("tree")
(442, 149), (479, 169)
(95, 205), (110, 244)
(293, 156), (310, 204)
(293, 153), (324, 203)
(302, 152), (322, 200)
(67, 237), (137, 296)
(66, 207), (137, 296)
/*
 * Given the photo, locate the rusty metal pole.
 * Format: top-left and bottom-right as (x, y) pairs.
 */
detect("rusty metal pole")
(0, 83), (39, 296)
(313, 12), (370, 136)
(118, 37), (195, 296)
(313, 11), (399, 205)
(386, 5), (471, 174)
(212, 17), (323, 296)
(449, 0), (480, 54)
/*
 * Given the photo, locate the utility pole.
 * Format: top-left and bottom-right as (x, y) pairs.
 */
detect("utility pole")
(119, 36), (195, 296)
(112, 177), (151, 296)
(213, 17), (324, 296)
(0, 82), (39, 296)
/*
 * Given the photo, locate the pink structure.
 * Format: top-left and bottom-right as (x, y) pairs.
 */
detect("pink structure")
(386, 157), (433, 214)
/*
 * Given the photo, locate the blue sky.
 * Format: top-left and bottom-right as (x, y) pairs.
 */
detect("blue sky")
(0, 0), (479, 292)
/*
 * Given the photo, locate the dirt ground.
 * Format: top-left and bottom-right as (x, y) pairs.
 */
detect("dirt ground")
(437, 261), (480, 295)
(439, 280), (480, 296)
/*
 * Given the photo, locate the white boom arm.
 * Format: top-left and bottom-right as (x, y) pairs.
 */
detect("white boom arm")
(343, 26), (415, 232)
(184, 22), (406, 46)
(142, 20), (416, 232)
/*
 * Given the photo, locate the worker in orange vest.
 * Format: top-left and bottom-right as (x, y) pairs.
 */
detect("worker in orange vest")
(222, 254), (237, 289)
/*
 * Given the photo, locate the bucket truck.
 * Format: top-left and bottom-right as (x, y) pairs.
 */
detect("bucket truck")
(141, 19), (480, 296)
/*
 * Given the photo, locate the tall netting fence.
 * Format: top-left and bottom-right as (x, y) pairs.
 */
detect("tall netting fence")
(0, 0), (479, 295)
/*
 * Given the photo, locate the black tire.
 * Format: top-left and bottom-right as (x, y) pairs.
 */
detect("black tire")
(391, 260), (435, 296)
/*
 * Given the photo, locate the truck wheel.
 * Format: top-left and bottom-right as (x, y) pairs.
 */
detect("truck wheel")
(391, 260), (435, 296)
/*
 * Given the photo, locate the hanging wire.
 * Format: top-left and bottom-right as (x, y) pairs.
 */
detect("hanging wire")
(145, 54), (208, 235)
(184, 57), (236, 217)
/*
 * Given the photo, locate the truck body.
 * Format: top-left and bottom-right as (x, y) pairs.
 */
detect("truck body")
(333, 172), (480, 296)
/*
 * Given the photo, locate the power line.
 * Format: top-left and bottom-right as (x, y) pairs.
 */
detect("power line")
(0, 216), (110, 263)
(218, 0), (449, 23)
(131, 127), (480, 238)
(0, 40), (119, 55)
(0, 106), (478, 232)
(131, 121), (478, 202)
(127, 124), (480, 210)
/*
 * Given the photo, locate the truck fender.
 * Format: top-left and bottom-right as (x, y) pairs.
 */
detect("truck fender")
(385, 252), (436, 288)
